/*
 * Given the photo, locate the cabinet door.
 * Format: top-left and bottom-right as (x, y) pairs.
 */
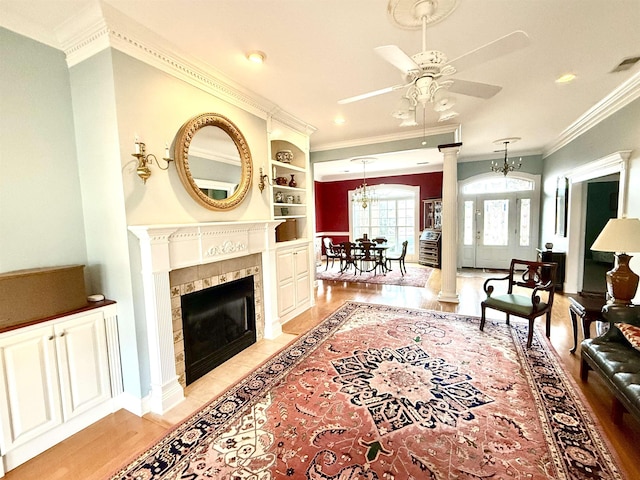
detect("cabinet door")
(294, 246), (311, 306)
(55, 311), (111, 420)
(0, 326), (62, 451)
(276, 248), (296, 315)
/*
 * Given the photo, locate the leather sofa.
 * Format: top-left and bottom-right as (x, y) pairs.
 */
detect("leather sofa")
(580, 304), (640, 423)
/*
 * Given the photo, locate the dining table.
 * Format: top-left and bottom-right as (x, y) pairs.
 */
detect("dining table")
(338, 241), (390, 275)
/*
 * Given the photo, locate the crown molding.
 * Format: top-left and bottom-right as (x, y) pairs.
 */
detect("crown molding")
(543, 70), (640, 158)
(311, 124), (460, 153)
(54, 1), (314, 136)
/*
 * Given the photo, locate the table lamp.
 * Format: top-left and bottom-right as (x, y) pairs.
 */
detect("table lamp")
(591, 217), (640, 305)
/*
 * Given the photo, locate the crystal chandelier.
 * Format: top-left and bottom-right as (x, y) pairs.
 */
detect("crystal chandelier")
(491, 137), (522, 176)
(351, 157), (378, 209)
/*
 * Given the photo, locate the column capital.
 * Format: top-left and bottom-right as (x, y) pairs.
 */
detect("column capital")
(438, 142), (463, 152)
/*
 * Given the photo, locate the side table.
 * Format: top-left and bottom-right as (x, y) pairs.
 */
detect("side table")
(567, 293), (607, 353)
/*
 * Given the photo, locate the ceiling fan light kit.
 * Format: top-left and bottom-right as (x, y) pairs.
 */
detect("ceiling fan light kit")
(339, 0), (530, 129)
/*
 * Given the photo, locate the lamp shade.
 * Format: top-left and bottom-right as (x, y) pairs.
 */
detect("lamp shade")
(591, 218), (640, 253)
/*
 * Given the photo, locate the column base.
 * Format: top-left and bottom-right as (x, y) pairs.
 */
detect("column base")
(148, 377), (184, 415)
(438, 291), (460, 304)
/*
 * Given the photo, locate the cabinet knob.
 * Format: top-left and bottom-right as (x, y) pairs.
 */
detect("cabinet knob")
(48, 335), (55, 341)
(59, 331), (66, 337)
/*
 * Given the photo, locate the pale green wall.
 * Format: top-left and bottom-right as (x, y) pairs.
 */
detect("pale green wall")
(541, 98), (640, 250)
(69, 49), (144, 398)
(110, 50), (270, 226)
(310, 133), (455, 164)
(457, 154), (544, 181)
(1, 30), (275, 403)
(65, 48), (274, 400)
(0, 28), (87, 272)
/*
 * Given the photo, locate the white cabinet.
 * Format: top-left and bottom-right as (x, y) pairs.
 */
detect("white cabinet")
(0, 303), (120, 474)
(276, 243), (312, 320)
(0, 326), (63, 448)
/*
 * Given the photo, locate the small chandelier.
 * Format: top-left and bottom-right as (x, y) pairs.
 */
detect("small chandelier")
(491, 137), (522, 176)
(351, 157), (378, 209)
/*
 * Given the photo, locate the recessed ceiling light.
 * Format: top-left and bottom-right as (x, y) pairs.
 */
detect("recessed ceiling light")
(246, 51), (266, 64)
(555, 73), (576, 84)
(334, 116), (346, 125)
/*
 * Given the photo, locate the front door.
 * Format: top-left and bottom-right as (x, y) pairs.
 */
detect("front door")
(460, 191), (535, 269)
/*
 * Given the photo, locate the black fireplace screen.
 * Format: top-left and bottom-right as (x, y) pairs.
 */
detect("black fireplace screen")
(181, 276), (256, 384)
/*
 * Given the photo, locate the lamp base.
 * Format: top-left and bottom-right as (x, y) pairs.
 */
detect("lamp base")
(606, 253), (639, 305)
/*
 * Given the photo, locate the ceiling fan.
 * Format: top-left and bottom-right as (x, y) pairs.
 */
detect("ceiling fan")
(338, 0), (530, 123)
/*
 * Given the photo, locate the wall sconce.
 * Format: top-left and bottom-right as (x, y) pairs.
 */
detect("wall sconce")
(132, 139), (173, 183)
(258, 167), (272, 192)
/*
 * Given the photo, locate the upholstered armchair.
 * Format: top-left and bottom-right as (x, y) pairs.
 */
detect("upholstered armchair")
(480, 258), (558, 348)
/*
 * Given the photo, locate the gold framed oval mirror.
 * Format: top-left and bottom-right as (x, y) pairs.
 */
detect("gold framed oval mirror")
(174, 113), (253, 211)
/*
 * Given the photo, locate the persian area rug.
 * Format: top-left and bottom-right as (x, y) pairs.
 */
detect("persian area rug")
(316, 263), (432, 288)
(110, 303), (623, 480)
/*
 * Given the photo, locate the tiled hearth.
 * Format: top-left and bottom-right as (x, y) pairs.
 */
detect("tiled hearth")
(169, 254), (263, 387)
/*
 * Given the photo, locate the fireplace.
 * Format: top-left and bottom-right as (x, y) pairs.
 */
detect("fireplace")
(181, 276), (256, 384)
(169, 253), (264, 388)
(129, 220), (283, 414)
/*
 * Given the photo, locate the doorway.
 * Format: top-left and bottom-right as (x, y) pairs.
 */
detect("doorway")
(564, 151), (630, 293)
(582, 178), (618, 293)
(459, 174), (540, 269)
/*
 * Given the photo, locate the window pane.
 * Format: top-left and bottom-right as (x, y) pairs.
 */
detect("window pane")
(463, 177), (533, 194)
(483, 199), (509, 246)
(519, 198), (531, 246)
(463, 201), (474, 245)
(351, 187), (416, 254)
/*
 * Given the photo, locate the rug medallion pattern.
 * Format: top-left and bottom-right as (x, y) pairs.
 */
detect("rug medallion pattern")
(110, 303), (623, 480)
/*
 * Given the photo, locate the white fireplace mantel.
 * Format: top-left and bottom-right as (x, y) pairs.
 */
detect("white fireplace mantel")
(128, 220), (282, 414)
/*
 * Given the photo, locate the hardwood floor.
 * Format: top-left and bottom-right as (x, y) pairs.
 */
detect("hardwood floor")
(5, 266), (639, 479)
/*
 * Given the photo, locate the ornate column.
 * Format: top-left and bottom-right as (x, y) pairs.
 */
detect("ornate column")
(438, 143), (462, 303)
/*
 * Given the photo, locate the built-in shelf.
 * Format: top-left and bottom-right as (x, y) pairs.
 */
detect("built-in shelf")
(272, 160), (305, 172)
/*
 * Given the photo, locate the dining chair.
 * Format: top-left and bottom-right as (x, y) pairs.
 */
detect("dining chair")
(385, 240), (408, 275)
(338, 241), (360, 273)
(480, 258), (558, 348)
(358, 241), (378, 274)
(322, 237), (341, 271)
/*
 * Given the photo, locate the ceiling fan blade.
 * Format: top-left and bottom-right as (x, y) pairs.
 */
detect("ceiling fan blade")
(448, 30), (530, 74)
(338, 83), (407, 104)
(374, 45), (420, 73)
(448, 79), (502, 99)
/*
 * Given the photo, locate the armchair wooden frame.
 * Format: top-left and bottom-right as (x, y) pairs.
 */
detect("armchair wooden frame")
(480, 258), (558, 348)
(322, 237), (342, 271)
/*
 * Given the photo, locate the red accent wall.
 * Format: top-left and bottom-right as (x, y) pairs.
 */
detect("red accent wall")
(315, 171), (443, 234)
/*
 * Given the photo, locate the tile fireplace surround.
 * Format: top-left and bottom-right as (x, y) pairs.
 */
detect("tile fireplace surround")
(129, 221), (282, 414)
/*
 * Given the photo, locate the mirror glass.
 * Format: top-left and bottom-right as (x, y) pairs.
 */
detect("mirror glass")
(175, 113), (252, 210)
